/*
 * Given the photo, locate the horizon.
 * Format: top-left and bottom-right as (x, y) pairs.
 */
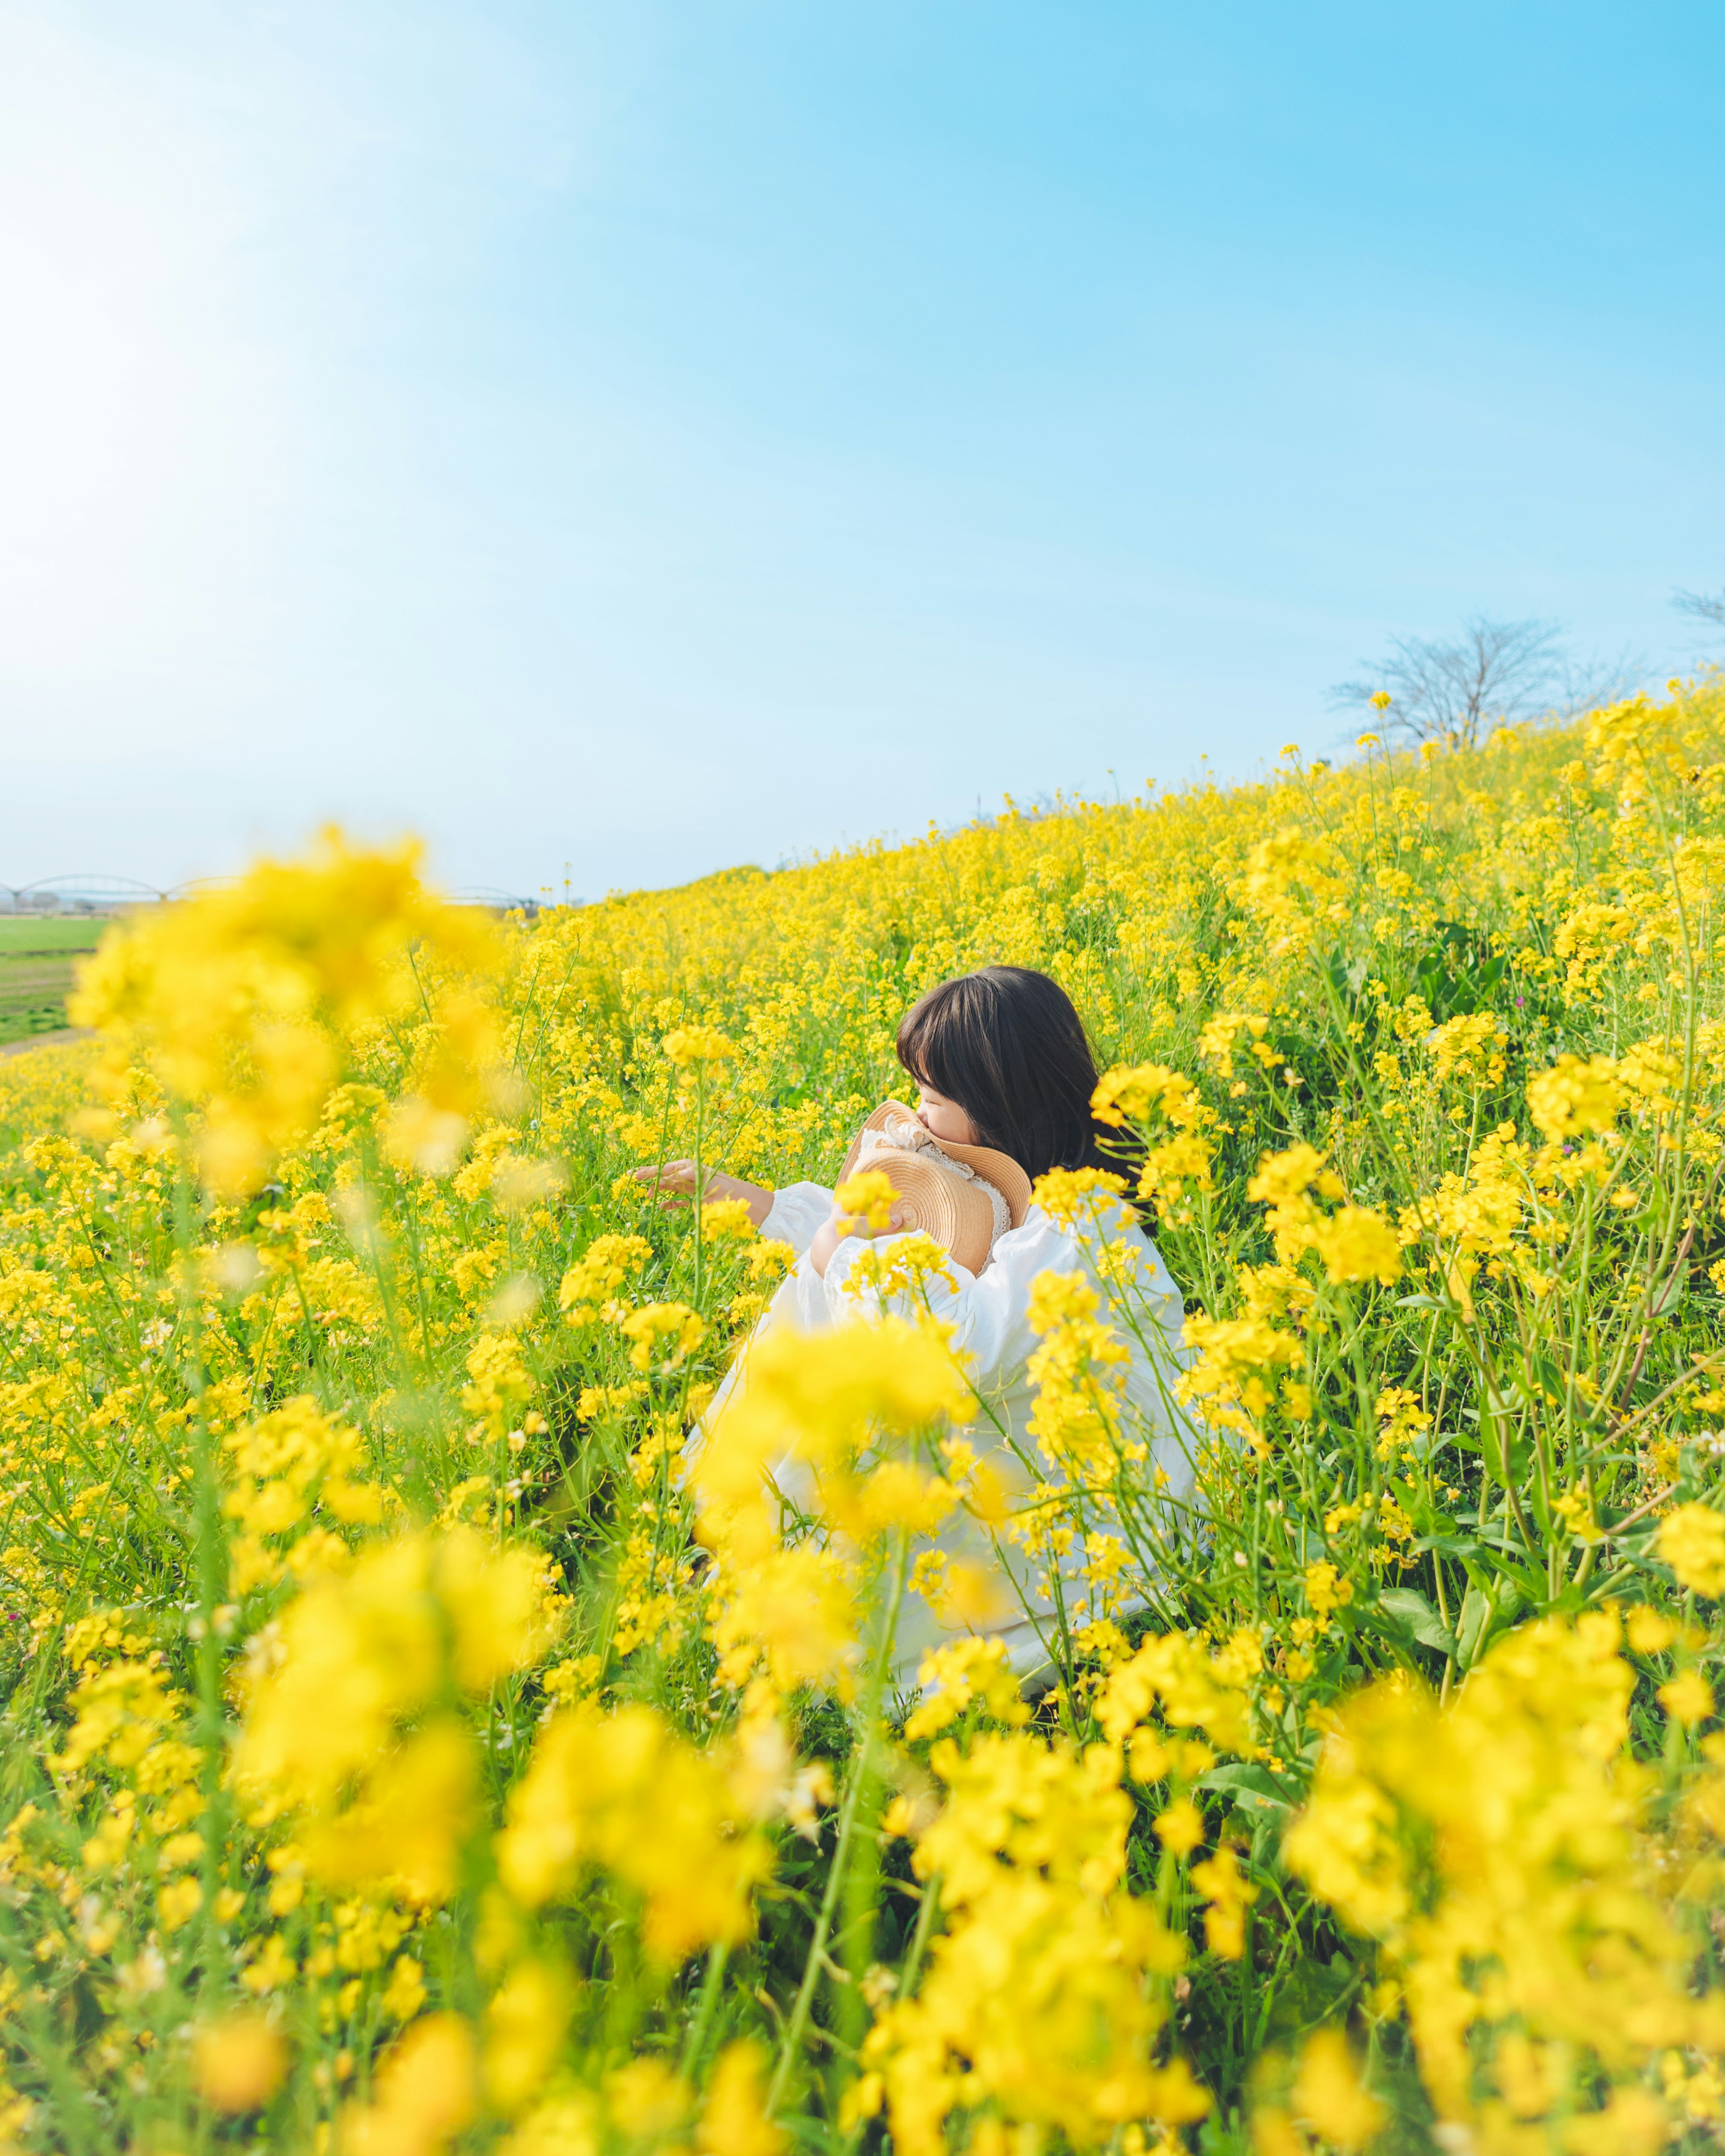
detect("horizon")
(1, 704), (1628, 913)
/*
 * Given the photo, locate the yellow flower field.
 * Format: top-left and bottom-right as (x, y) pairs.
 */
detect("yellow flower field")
(1, 687), (1725, 2153)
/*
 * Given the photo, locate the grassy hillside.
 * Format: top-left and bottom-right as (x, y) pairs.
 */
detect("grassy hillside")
(1, 692), (1724, 2152)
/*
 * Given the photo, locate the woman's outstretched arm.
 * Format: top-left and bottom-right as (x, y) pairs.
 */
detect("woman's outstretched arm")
(632, 1162), (843, 1258)
(631, 1160), (774, 1228)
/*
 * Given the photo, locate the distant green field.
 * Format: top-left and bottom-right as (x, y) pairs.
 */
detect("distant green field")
(0, 915), (109, 953)
(0, 915), (109, 1045)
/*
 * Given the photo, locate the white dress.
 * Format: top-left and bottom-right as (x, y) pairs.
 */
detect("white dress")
(730, 1180), (1197, 1687)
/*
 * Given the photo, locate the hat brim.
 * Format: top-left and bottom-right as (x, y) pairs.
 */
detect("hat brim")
(839, 1100), (1034, 1232)
(836, 1152), (996, 1277)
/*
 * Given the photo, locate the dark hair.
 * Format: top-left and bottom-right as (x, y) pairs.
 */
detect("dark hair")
(895, 966), (1115, 1182)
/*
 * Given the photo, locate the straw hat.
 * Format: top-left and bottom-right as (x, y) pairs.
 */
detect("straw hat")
(836, 1100), (1033, 1277)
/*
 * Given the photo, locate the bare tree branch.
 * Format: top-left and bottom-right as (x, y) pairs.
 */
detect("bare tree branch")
(1674, 588), (1725, 632)
(1549, 645), (1646, 722)
(1330, 615), (1589, 751)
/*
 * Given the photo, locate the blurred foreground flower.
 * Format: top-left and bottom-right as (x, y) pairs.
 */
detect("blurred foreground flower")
(71, 827), (505, 1195)
(193, 2012), (287, 2112)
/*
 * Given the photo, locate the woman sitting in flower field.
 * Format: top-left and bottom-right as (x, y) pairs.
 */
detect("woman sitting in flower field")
(643, 966), (1197, 1684)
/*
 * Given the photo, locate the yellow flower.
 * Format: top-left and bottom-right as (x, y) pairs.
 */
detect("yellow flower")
(708, 1540), (861, 1695)
(697, 2041), (784, 2156)
(1303, 1561), (1352, 1618)
(343, 2014), (476, 2156)
(1290, 2028), (1383, 2151)
(1094, 1629), (1256, 1756)
(300, 1719), (479, 1905)
(617, 1299), (706, 1372)
(1032, 1164), (1132, 1225)
(495, 1701), (770, 1960)
(833, 1167), (897, 1232)
(233, 1529), (552, 1906)
(1177, 1308), (1303, 1433)
(1659, 1668), (1715, 1726)
(1153, 1796), (1204, 1857)
(222, 1396), (384, 1551)
(490, 1155), (567, 1215)
(241, 1935), (297, 1995)
(193, 2013), (287, 2111)
(1427, 1012), (1504, 1084)
(1195, 1011), (1269, 1075)
(1241, 826), (1334, 918)
(1283, 1613), (1717, 2140)
(1244, 1143), (1352, 1272)
(866, 1731), (1196, 2151)
(1527, 1052), (1623, 1141)
(662, 1024), (738, 1066)
(606, 2058), (689, 2138)
(496, 2092), (601, 2156)
(380, 1957), (426, 2023)
(904, 1637), (1030, 1742)
(159, 1877), (202, 1931)
(70, 828), (501, 1196)
(702, 1197), (758, 1241)
(484, 1961), (572, 2116)
(1309, 1204), (1401, 1287)
(1565, 2086), (1672, 2156)
(1658, 1503), (1725, 1598)
(1189, 1842), (1258, 1960)
(380, 1095), (471, 1177)
(17, 654), (1725, 2149)
(694, 1318), (968, 1522)
(1024, 1268), (1131, 1481)
(1625, 1604), (1677, 1655)
(559, 1233), (652, 1320)
(1136, 1130), (1216, 1219)
(1090, 1062), (1206, 1133)
(841, 1230), (959, 1301)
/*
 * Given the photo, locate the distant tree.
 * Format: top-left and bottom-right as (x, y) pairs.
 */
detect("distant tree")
(1330, 614), (1636, 751)
(1673, 588), (1725, 634)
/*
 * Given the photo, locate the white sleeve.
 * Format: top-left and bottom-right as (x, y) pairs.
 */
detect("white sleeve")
(821, 1202), (1190, 1398)
(821, 1210), (1084, 1392)
(758, 1180), (835, 1258)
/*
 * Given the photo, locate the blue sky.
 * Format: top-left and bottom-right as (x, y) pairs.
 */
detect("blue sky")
(3, 1), (1722, 897)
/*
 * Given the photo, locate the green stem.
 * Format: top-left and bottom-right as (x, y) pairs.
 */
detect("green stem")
(678, 1940), (731, 2080)
(768, 1528), (911, 2115)
(168, 1118), (229, 2006)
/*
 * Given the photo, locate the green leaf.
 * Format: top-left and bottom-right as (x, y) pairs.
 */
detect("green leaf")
(1197, 1762), (1296, 1819)
(1413, 1533), (1482, 1560)
(1456, 1582), (1494, 1667)
(1379, 1586), (1457, 1656)
(1457, 1576), (1523, 1667)
(1480, 1394), (1528, 1484)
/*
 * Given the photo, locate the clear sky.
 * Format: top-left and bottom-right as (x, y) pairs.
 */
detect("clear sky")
(3, 1), (1722, 899)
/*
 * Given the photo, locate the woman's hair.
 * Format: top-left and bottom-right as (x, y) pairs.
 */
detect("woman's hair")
(895, 966), (1115, 1181)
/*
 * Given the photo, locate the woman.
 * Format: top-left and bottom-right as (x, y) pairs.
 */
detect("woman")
(644, 966), (1195, 1685)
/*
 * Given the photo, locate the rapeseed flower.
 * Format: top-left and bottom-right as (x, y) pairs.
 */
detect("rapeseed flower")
(5, 691), (1725, 2148)
(192, 2012), (287, 2110)
(1659, 1501), (1725, 1598)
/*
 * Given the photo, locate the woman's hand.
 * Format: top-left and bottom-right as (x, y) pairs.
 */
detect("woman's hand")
(631, 1161), (775, 1228)
(810, 1197), (911, 1277)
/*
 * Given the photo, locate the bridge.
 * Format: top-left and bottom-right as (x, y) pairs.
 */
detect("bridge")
(0, 875), (559, 915)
